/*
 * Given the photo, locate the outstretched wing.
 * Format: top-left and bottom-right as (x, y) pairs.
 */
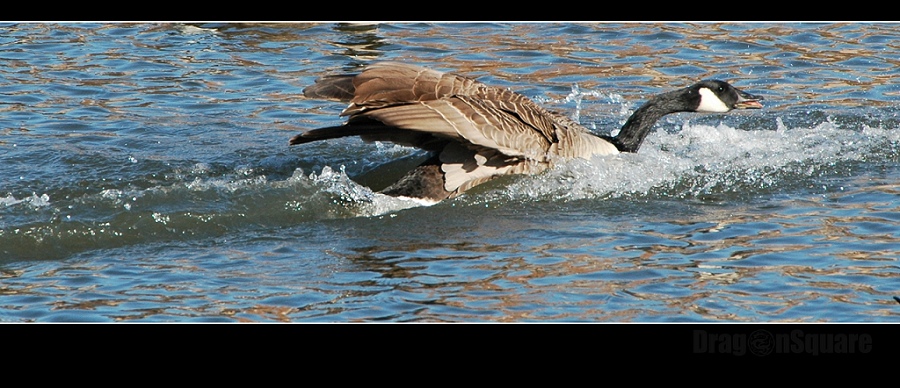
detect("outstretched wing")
(299, 62), (566, 160)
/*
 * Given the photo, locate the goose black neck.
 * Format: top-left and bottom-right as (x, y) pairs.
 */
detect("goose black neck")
(610, 89), (696, 153)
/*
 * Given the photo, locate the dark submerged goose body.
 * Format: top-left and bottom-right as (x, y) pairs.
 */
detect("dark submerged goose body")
(291, 62), (763, 202)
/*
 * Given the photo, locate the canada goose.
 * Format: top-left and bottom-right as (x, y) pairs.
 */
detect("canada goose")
(291, 62), (763, 202)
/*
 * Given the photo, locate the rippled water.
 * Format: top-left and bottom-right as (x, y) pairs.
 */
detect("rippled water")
(1, 22), (899, 322)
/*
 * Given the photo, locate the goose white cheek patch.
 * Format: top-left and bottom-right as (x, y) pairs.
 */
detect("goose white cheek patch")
(697, 87), (731, 112)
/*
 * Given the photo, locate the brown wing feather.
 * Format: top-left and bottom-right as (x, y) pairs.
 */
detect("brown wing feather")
(301, 62), (595, 159)
(340, 62), (483, 115)
(302, 74), (356, 101)
(353, 97), (552, 159)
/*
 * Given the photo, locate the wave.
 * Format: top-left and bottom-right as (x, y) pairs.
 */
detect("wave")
(0, 164), (428, 262)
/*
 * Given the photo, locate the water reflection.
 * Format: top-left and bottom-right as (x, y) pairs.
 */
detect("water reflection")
(331, 23), (386, 69)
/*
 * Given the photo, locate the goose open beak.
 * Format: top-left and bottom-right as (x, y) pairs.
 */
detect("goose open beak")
(734, 90), (764, 109)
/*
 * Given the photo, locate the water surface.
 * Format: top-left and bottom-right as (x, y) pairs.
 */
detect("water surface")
(1, 23), (899, 322)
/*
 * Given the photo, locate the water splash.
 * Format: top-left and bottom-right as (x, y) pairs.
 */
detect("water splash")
(478, 116), (899, 204)
(0, 193), (51, 209)
(301, 165), (437, 216)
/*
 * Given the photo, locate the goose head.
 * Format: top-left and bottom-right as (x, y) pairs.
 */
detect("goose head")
(692, 79), (764, 112)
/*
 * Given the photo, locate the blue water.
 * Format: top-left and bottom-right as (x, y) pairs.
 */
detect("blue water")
(1, 22), (899, 322)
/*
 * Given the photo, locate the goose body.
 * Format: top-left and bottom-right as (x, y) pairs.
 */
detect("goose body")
(291, 62), (763, 202)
